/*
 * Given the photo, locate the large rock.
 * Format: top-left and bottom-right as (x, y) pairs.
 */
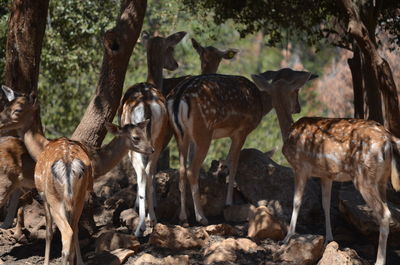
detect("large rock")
(247, 206), (285, 241)
(275, 234), (325, 265)
(236, 149), (322, 224)
(133, 253), (189, 265)
(203, 238), (260, 264)
(339, 184), (400, 240)
(88, 248), (135, 265)
(95, 231), (140, 253)
(204, 224), (240, 237)
(119, 208), (139, 231)
(149, 223), (209, 250)
(318, 241), (369, 265)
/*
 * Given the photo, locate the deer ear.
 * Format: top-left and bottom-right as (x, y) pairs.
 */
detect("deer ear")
(136, 119), (150, 130)
(191, 38), (204, 55)
(105, 122), (121, 135)
(141, 31), (150, 49)
(165, 31), (186, 47)
(289, 72), (316, 91)
(1, 85), (18, 102)
(251, 74), (274, 94)
(221, 48), (239, 60)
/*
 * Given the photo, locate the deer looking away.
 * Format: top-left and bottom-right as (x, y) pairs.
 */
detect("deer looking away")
(251, 68), (400, 265)
(118, 31), (186, 236)
(162, 38), (238, 96)
(0, 86), (153, 264)
(167, 66), (308, 225)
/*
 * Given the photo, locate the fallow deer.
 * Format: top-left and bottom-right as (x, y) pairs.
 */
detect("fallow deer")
(251, 68), (399, 265)
(162, 38), (238, 96)
(118, 31), (186, 237)
(1, 86), (154, 264)
(167, 67), (305, 225)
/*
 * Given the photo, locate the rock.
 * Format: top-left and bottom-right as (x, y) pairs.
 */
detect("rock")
(95, 231), (140, 253)
(120, 208), (139, 230)
(236, 149), (322, 224)
(149, 223), (209, 250)
(247, 206), (285, 241)
(204, 238), (260, 264)
(339, 184), (400, 238)
(133, 253), (189, 265)
(88, 248), (135, 265)
(276, 234), (324, 265)
(318, 241), (369, 265)
(204, 224), (240, 237)
(223, 204), (254, 223)
(23, 199), (45, 234)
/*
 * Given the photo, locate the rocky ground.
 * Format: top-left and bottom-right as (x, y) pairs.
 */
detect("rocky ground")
(1, 148), (400, 265)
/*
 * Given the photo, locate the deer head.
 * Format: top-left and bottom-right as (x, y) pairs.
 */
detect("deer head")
(0, 85), (38, 131)
(105, 120), (154, 155)
(143, 31), (187, 71)
(191, 38), (238, 74)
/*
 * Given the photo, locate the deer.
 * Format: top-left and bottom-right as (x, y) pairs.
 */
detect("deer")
(118, 31), (187, 237)
(251, 68), (400, 265)
(0, 85), (154, 264)
(167, 66), (310, 226)
(162, 38), (238, 96)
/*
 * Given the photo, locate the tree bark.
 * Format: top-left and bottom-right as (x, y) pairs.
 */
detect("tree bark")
(72, 0), (147, 147)
(348, 44), (364, 119)
(338, 0), (400, 137)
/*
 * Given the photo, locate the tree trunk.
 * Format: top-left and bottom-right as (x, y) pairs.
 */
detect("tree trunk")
(338, 0), (400, 137)
(72, 0), (147, 147)
(348, 44), (364, 119)
(363, 54), (384, 124)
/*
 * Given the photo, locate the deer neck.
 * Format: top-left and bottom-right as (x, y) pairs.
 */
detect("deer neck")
(146, 53), (164, 90)
(274, 103), (294, 142)
(91, 136), (130, 177)
(260, 91), (273, 116)
(20, 109), (48, 161)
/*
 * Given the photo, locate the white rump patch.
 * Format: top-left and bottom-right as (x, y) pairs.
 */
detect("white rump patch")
(71, 159), (85, 178)
(132, 103), (145, 123)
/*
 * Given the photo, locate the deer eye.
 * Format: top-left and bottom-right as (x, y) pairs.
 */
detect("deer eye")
(132, 136), (140, 142)
(11, 109), (22, 115)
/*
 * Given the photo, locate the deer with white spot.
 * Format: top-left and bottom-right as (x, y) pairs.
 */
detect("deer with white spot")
(167, 67), (312, 225)
(251, 68), (400, 265)
(0, 86), (154, 265)
(118, 31), (186, 237)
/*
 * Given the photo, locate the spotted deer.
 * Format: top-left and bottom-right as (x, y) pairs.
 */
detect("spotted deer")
(167, 66), (308, 225)
(0, 86), (154, 264)
(118, 31), (186, 236)
(162, 38), (238, 96)
(0, 86), (36, 236)
(251, 68), (400, 265)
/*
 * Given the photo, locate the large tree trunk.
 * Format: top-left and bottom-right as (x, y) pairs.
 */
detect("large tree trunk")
(348, 44), (364, 119)
(72, 0), (147, 147)
(339, 0), (400, 137)
(2, 0), (49, 137)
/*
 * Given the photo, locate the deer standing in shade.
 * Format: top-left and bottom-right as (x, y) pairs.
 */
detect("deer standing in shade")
(251, 68), (399, 265)
(0, 86), (153, 265)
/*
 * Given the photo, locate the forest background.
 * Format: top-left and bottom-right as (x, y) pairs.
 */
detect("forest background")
(0, 0), (399, 166)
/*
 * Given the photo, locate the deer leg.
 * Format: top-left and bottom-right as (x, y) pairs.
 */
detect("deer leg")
(284, 172), (308, 244)
(321, 178), (333, 243)
(177, 136), (189, 226)
(1, 189), (21, 229)
(146, 149), (161, 226)
(52, 206), (74, 265)
(187, 138), (211, 225)
(358, 185), (389, 265)
(131, 151), (147, 237)
(43, 201), (53, 265)
(225, 136), (246, 206)
(74, 224), (84, 265)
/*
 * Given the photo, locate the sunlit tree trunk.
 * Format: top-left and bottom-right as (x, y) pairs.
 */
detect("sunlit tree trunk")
(72, 0), (147, 147)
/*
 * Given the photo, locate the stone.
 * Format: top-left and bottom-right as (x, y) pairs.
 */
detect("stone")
(318, 241), (369, 265)
(149, 223), (209, 250)
(339, 184), (400, 237)
(120, 208), (139, 230)
(247, 206), (285, 241)
(223, 204), (254, 223)
(235, 149), (322, 224)
(276, 234), (325, 265)
(203, 238), (260, 264)
(88, 248), (135, 265)
(133, 253), (189, 265)
(95, 231), (140, 253)
(204, 223), (240, 237)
